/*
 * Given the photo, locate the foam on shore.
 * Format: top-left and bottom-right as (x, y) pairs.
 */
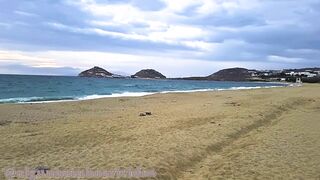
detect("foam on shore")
(0, 84), (289, 104)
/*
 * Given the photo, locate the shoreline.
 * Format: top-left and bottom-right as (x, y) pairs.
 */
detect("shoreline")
(0, 83), (290, 105)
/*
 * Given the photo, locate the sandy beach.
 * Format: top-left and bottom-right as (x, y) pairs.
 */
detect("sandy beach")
(0, 84), (319, 179)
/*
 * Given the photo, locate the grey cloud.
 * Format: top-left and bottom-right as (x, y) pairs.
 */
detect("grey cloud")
(0, 64), (80, 76)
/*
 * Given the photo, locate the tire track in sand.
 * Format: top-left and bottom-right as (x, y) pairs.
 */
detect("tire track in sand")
(173, 97), (312, 179)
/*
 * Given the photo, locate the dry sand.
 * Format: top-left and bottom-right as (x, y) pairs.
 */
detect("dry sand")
(0, 84), (319, 179)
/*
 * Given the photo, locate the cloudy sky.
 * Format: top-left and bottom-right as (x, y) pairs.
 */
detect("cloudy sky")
(0, 0), (319, 77)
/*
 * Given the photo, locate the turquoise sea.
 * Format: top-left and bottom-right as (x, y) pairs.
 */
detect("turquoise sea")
(0, 74), (287, 104)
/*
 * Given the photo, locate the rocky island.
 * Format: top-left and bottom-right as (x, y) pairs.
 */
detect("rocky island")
(131, 69), (166, 79)
(78, 66), (113, 78)
(79, 67), (166, 79)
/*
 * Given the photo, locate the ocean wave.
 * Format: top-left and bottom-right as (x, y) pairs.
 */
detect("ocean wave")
(0, 96), (75, 104)
(0, 85), (285, 104)
(77, 92), (155, 100)
(224, 85), (281, 90)
(160, 85), (283, 93)
(160, 89), (214, 94)
(0, 92), (156, 104)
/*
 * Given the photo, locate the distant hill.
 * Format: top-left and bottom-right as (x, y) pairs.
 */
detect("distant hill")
(132, 69), (166, 79)
(207, 67), (251, 81)
(78, 66), (113, 77)
(78, 66), (319, 82)
(174, 68), (252, 81)
(283, 67), (320, 73)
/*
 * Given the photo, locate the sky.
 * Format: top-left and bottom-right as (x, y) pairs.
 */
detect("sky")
(0, 0), (319, 77)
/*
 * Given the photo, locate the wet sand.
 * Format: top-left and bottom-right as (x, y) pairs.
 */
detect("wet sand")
(0, 84), (319, 179)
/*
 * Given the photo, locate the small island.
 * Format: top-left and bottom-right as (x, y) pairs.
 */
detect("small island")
(131, 69), (166, 79)
(79, 67), (166, 79)
(78, 66), (113, 78)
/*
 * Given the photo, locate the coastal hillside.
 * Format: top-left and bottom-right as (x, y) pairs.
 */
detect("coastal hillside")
(78, 66), (113, 77)
(78, 66), (320, 82)
(207, 67), (251, 81)
(174, 67), (251, 81)
(132, 69), (166, 79)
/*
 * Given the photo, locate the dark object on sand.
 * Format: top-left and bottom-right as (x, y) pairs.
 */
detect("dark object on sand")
(0, 120), (11, 126)
(139, 112), (152, 116)
(226, 102), (241, 106)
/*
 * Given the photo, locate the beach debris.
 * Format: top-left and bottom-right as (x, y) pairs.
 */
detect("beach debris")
(0, 120), (11, 126)
(225, 102), (241, 106)
(210, 121), (216, 124)
(139, 112), (152, 116)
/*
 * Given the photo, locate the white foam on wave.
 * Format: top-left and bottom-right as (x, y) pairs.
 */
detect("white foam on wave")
(0, 97), (37, 103)
(161, 85), (283, 93)
(77, 92), (156, 100)
(160, 89), (214, 94)
(0, 85), (286, 104)
(0, 96), (76, 104)
(225, 85), (281, 90)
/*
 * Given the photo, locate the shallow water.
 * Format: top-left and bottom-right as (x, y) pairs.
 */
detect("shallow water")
(0, 74), (286, 103)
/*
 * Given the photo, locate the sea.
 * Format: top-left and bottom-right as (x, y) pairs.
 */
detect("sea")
(0, 74), (287, 104)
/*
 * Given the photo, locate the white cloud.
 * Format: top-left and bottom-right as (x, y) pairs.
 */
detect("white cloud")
(268, 55), (303, 63)
(67, 0), (212, 48)
(0, 22), (11, 28)
(148, 25), (206, 40)
(161, 0), (200, 13)
(14, 10), (38, 17)
(47, 21), (212, 51)
(0, 50), (59, 67)
(63, 0), (264, 54)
